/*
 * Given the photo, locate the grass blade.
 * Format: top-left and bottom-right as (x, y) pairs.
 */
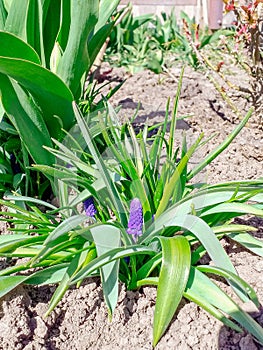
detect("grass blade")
(187, 107), (254, 180)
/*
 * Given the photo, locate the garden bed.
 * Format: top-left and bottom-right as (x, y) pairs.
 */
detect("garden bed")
(0, 64), (262, 350)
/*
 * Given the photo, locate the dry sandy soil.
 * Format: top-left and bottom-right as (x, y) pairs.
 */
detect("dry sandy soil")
(0, 64), (262, 349)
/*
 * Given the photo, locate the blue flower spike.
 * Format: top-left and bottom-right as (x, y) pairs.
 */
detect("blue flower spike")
(127, 198), (143, 242)
(83, 196), (97, 218)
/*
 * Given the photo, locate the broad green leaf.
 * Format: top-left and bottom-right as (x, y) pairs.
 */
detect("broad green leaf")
(0, 57), (74, 136)
(153, 236), (191, 346)
(56, 0), (70, 52)
(151, 186), (263, 232)
(25, 0), (43, 62)
(56, 0), (99, 96)
(0, 263), (71, 316)
(142, 214), (236, 274)
(88, 22), (114, 68)
(91, 225), (121, 316)
(0, 30), (40, 63)
(0, 74), (55, 165)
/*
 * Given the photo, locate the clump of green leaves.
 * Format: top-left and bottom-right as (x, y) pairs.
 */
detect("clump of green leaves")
(1, 72), (263, 347)
(0, 0), (120, 196)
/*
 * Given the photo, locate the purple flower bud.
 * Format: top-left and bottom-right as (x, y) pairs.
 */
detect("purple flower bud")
(83, 197), (97, 217)
(127, 198), (143, 240)
(10, 153), (21, 175)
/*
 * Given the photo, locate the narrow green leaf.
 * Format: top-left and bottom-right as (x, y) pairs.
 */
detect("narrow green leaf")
(0, 0), (7, 30)
(73, 103), (128, 227)
(168, 66), (184, 159)
(4, 194), (57, 210)
(153, 236), (191, 347)
(187, 107), (254, 180)
(200, 202), (263, 218)
(91, 225), (121, 316)
(70, 245), (155, 285)
(185, 268), (263, 344)
(197, 265), (259, 306)
(156, 133), (203, 218)
(0, 275), (28, 297)
(4, 0), (29, 40)
(228, 232), (263, 258)
(44, 215), (87, 245)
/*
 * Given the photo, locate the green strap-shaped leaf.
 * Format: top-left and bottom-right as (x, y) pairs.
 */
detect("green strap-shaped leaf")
(153, 236), (191, 347)
(44, 215), (87, 245)
(70, 245), (155, 284)
(155, 133), (203, 218)
(187, 107), (253, 180)
(94, 0), (119, 33)
(0, 30), (40, 63)
(88, 22), (114, 69)
(91, 225), (121, 317)
(4, 0), (29, 40)
(0, 263), (69, 298)
(0, 0), (7, 30)
(0, 74), (55, 165)
(185, 268), (263, 345)
(56, 0), (99, 96)
(45, 251), (88, 317)
(200, 202), (263, 218)
(228, 232), (263, 258)
(42, 0), (60, 68)
(0, 57), (74, 136)
(197, 265), (259, 307)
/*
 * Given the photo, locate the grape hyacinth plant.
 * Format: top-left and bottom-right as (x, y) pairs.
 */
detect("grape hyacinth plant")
(0, 85), (263, 346)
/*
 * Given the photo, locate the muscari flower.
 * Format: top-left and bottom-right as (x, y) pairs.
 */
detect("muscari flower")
(83, 196), (97, 218)
(127, 198), (143, 241)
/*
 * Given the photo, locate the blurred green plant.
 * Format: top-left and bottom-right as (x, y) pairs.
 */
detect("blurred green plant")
(106, 9), (233, 72)
(0, 0), (119, 196)
(1, 72), (263, 346)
